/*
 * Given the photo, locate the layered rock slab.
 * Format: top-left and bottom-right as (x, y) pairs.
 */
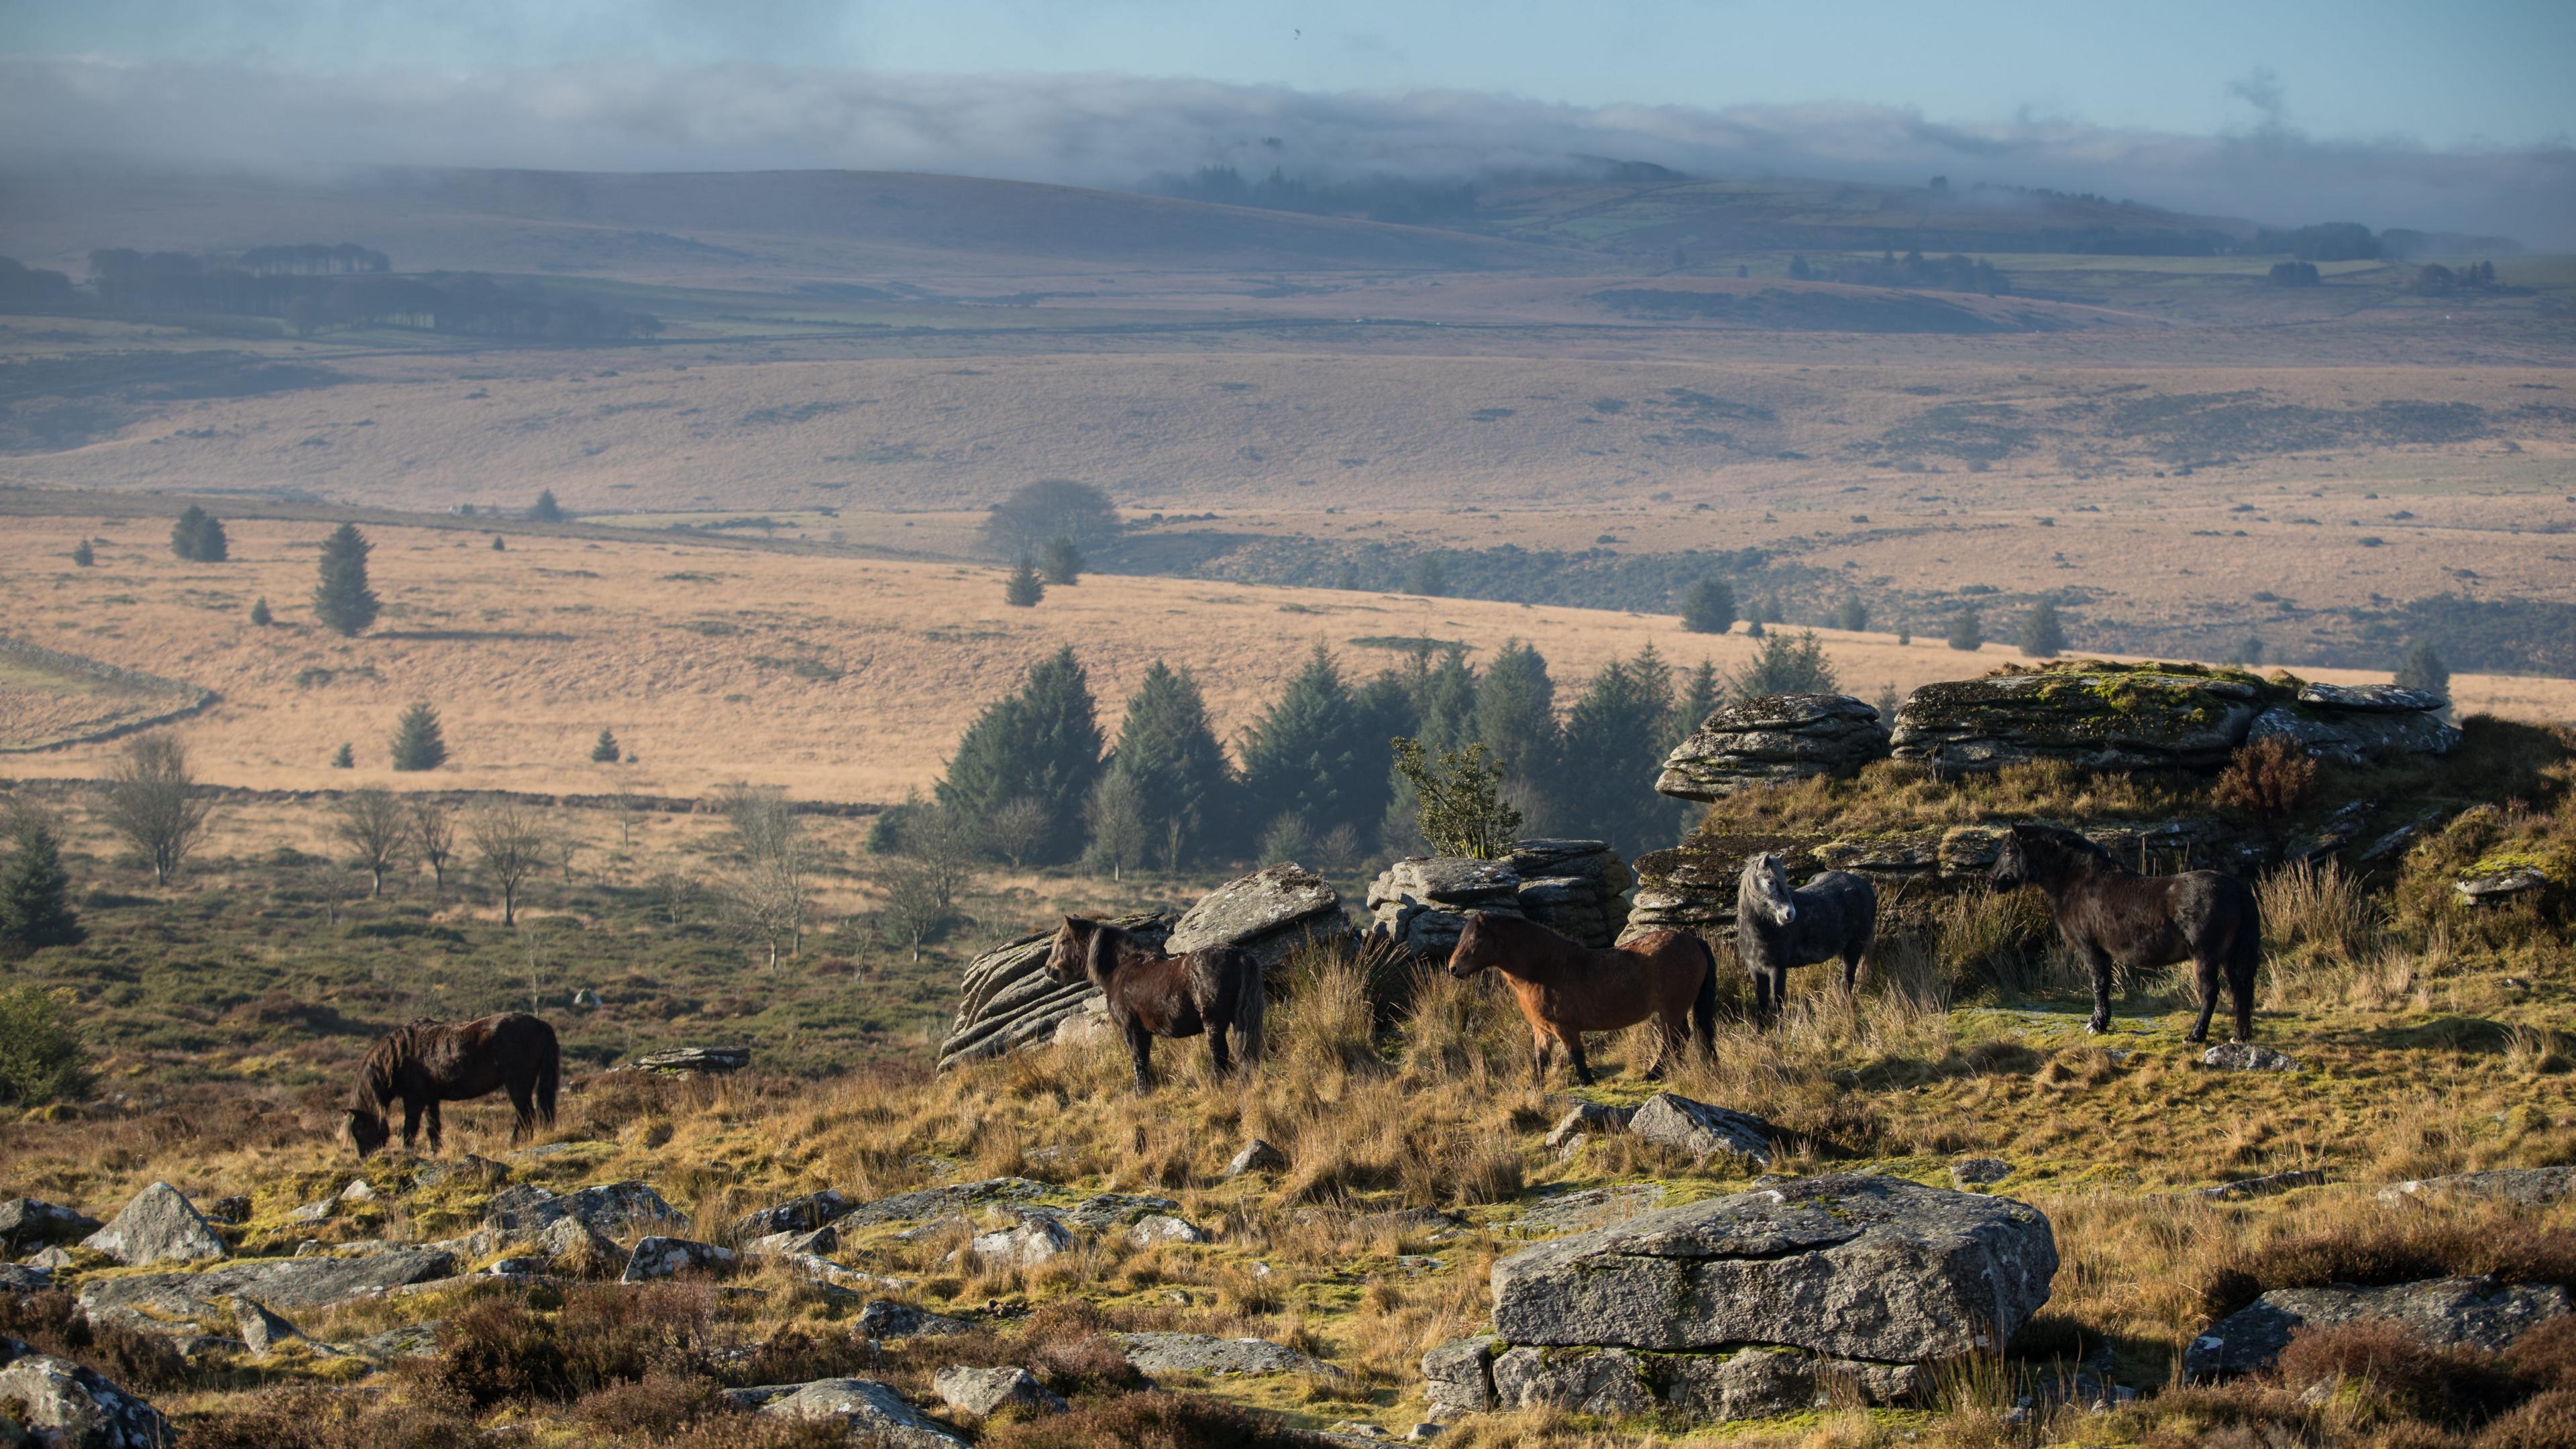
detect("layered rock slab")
(1892, 666), (2265, 774)
(1657, 693), (1892, 801)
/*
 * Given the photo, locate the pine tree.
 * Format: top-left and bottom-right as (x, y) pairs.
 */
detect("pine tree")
(1835, 594), (1870, 632)
(1680, 578), (1735, 634)
(1672, 661), (1722, 750)
(70, 540), (93, 568)
(389, 701), (447, 771)
(170, 505), (229, 562)
(1404, 554), (1450, 597)
(1331, 561), (1362, 591)
(592, 727), (621, 763)
(2231, 636), (2266, 668)
(1876, 682), (1903, 721)
(1560, 648), (1682, 857)
(1004, 555), (1044, 607)
(1106, 661), (1230, 866)
(312, 523), (379, 636)
(531, 490), (564, 523)
(934, 647), (1103, 863)
(492, 535), (506, 551)
(1038, 537), (1084, 585)
(1474, 640), (1561, 828)
(2394, 641), (2450, 697)
(1346, 667), (1419, 847)
(2019, 601), (2066, 659)
(1731, 630), (1839, 700)
(249, 597), (272, 627)
(1238, 646), (1359, 847)
(1947, 604), (1984, 652)
(330, 743), (354, 769)
(0, 819), (83, 953)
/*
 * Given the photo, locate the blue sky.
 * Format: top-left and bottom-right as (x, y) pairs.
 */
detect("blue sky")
(7, 0), (2571, 148)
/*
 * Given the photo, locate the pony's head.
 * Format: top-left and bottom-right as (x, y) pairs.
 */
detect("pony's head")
(1990, 824), (2103, 892)
(1988, 828), (2035, 892)
(344, 1104), (390, 1158)
(1446, 912), (1505, 979)
(1740, 853), (1798, 927)
(1043, 916), (1097, 984)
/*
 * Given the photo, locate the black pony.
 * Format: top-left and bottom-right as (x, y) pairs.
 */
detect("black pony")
(1735, 853), (1878, 1025)
(345, 1012), (560, 1157)
(1044, 916), (1264, 1091)
(1988, 823), (2264, 1041)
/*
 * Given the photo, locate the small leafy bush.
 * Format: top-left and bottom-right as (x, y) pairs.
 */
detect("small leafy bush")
(0, 984), (96, 1106)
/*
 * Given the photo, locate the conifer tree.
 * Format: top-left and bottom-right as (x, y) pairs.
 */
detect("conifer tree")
(0, 818), (83, 953)
(170, 505), (229, 562)
(2395, 641), (2450, 696)
(935, 647), (1102, 863)
(312, 523), (379, 636)
(1239, 647), (1360, 845)
(1672, 661), (1722, 751)
(530, 489), (564, 523)
(1106, 661), (1229, 867)
(1947, 604), (1984, 652)
(1403, 555), (1449, 597)
(1679, 577), (1735, 634)
(70, 539), (93, 568)
(249, 597), (272, 627)
(1330, 561), (1362, 591)
(1004, 555), (1044, 607)
(2019, 600), (2066, 659)
(1474, 639), (1561, 829)
(389, 701), (447, 771)
(592, 727), (621, 763)
(1731, 630), (1839, 700)
(331, 743), (354, 769)
(1038, 537), (1084, 585)
(1560, 647), (1682, 857)
(1835, 594), (1870, 632)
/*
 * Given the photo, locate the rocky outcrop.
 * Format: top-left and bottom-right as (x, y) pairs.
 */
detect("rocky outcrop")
(2185, 1277), (2571, 1379)
(1114, 1332), (1342, 1377)
(1365, 841), (1631, 955)
(484, 1181), (688, 1238)
(1626, 1094), (1780, 1163)
(619, 1045), (750, 1075)
(1892, 665), (2268, 774)
(934, 1364), (1067, 1417)
(1, 1199), (102, 1252)
(621, 1236), (735, 1283)
(79, 1248), (458, 1325)
(1165, 861), (1352, 971)
(967, 1216), (1073, 1269)
(839, 1179), (1053, 1229)
(934, 910), (1174, 1074)
(2379, 1167), (2576, 1208)
(0, 1338), (168, 1448)
(857, 1299), (975, 1342)
(1487, 1344), (1919, 1421)
(79, 1184), (227, 1268)
(1491, 1174), (2056, 1363)
(2249, 683), (2458, 766)
(2200, 1043), (2300, 1072)
(727, 1378), (966, 1448)
(1657, 694), (1892, 800)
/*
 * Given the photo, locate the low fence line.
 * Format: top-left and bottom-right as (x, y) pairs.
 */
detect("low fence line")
(0, 634), (220, 755)
(0, 777), (885, 818)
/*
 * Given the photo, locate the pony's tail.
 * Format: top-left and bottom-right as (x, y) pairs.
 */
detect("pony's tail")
(537, 1030), (561, 1128)
(1690, 934), (1720, 1056)
(2231, 881), (2265, 983)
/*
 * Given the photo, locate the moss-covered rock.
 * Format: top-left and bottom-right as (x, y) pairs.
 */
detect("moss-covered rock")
(1656, 693), (1891, 801)
(1892, 662), (2279, 774)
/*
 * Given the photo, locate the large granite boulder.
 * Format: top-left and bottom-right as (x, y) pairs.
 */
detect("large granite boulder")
(2185, 1277), (2571, 1379)
(1488, 1344), (1917, 1421)
(484, 1181), (688, 1238)
(1657, 694), (1892, 800)
(79, 1248), (458, 1325)
(727, 1378), (965, 1448)
(0, 1199), (102, 1251)
(1366, 842), (1631, 955)
(1114, 1332), (1342, 1377)
(935, 910), (1174, 1073)
(2378, 1167), (2576, 1208)
(78, 1183), (225, 1267)
(1491, 1174), (2056, 1362)
(0, 1338), (168, 1448)
(1892, 665), (2269, 774)
(2249, 682), (2459, 766)
(1165, 861), (1352, 971)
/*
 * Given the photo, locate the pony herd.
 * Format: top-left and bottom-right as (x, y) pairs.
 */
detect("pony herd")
(341, 822), (2266, 1153)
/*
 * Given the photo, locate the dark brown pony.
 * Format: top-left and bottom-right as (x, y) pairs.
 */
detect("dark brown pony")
(1044, 917), (1264, 1091)
(1988, 823), (2265, 1042)
(345, 1012), (560, 1157)
(1447, 912), (1718, 1087)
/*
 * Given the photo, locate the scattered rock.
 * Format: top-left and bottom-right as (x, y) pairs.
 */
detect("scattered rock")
(933, 1364), (1067, 1417)
(1420, 1336), (1499, 1418)
(572, 987), (602, 1008)
(1407, 1424), (1443, 1441)
(855, 1299), (974, 1342)
(1627, 1093), (1780, 1163)
(1544, 1102), (1637, 1155)
(2457, 869), (2548, 903)
(1892, 666), (2267, 775)
(968, 1216), (1073, 1269)
(80, 1248), (458, 1322)
(1166, 861), (1354, 973)
(1226, 1139), (1289, 1177)
(1656, 693), (1892, 801)
(2284, 800), (2377, 867)
(288, 1200), (333, 1224)
(1950, 1157), (2015, 1189)
(1491, 1173), (2057, 1360)
(338, 1180), (377, 1203)
(621, 1237), (735, 1283)
(737, 1190), (851, 1238)
(0, 1199), (101, 1250)
(345, 1321), (442, 1360)
(619, 1045), (750, 1075)
(1063, 1194), (1181, 1230)
(0, 1264), (52, 1292)
(24, 1248), (76, 1272)
(726, 1378), (966, 1448)
(484, 1181), (689, 1237)
(751, 1225), (840, 1258)
(2194, 1170), (2326, 1201)
(78, 1184), (226, 1267)
(839, 1179), (1053, 1230)
(2377, 1167), (2576, 1208)
(1503, 1185), (1667, 1236)
(2186, 1277), (2572, 1379)
(229, 1298), (309, 1358)
(1114, 1332), (1342, 1377)
(0, 1336), (170, 1448)
(533, 1214), (621, 1275)
(2200, 1042), (2300, 1072)
(1126, 1215), (1208, 1247)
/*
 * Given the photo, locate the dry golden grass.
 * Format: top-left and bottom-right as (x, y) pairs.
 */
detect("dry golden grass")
(7, 511), (2568, 800)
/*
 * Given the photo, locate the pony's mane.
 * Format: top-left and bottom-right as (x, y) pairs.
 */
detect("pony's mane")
(2016, 824), (2115, 864)
(350, 1022), (429, 1110)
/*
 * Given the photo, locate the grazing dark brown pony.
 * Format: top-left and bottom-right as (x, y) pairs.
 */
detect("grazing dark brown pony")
(345, 1012), (560, 1157)
(1044, 916), (1264, 1091)
(1446, 912), (1717, 1087)
(1988, 823), (2264, 1042)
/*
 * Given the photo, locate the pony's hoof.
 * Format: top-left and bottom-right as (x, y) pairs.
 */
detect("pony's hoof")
(2087, 1019), (2112, 1035)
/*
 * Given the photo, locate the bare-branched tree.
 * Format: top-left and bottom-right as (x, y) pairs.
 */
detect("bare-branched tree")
(333, 786), (411, 897)
(468, 797), (551, 926)
(983, 796), (1050, 871)
(1082, 771), (1149, 881)
(719, 784), (812, 967)
(411, 797), (456, 896)
(99, 735), (211, 885)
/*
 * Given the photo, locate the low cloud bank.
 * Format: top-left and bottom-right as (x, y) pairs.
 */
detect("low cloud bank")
(3, 55), (2567, 246)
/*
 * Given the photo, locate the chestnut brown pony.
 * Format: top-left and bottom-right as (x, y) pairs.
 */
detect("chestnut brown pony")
(1044, 916), (1264, 1091)
(1446, 913), (1718, 1087)
(345, 1012), (559, 1157)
